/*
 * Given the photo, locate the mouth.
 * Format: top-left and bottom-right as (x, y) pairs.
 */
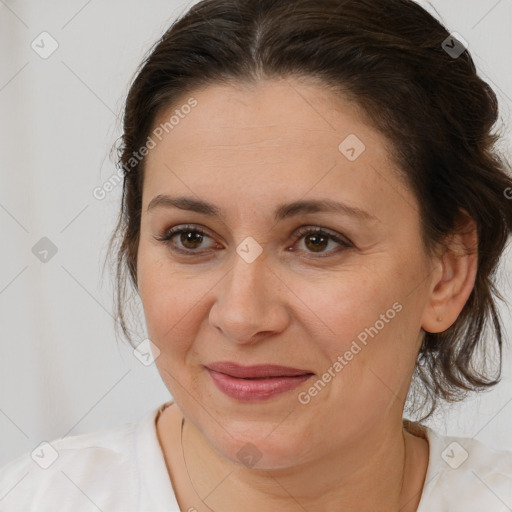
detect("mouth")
(205, 361), (314, 378)
(204, 362), (315, 401)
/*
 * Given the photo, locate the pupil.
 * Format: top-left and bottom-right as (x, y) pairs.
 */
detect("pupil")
(182, 231), (202, 248)
(306, 234), (327, 252)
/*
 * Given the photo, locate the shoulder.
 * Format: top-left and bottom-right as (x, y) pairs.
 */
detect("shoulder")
(0, 419), (140, 511)
(418, 426), (512, 511)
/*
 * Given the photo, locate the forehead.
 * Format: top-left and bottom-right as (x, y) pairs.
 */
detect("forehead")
(142, 79), (413, 223)
(149, 78), (379, 157)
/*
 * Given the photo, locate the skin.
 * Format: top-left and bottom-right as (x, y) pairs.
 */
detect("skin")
(136, 77), (478, 511)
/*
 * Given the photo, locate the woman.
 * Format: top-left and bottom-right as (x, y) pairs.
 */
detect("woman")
(1, 0), (512, 510)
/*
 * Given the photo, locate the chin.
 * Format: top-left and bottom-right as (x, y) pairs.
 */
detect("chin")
(202, 417), (310, 470)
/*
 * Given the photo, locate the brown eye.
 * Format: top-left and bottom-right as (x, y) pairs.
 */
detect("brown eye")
(292, 226), (353, 257)
(303, 232), (329, 252)
(154, 225), (216, 254)
(154, 224), (353, 258)
(179, 230), (204, 250)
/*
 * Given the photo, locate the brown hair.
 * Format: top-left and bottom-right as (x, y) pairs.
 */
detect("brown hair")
(107, 0), (512, 420)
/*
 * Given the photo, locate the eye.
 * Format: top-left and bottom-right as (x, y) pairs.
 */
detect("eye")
(154, 224), (217, 254)
(155, 224), (353, 257)
(290, 226), (353, 257)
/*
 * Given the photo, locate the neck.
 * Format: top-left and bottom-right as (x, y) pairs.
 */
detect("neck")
(180, 412), (427, 512)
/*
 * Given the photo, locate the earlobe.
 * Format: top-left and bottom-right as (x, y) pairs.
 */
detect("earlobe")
(421, 213), (478, 334)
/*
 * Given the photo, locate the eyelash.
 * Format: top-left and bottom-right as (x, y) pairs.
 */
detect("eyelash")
(154, 224), (353, 258)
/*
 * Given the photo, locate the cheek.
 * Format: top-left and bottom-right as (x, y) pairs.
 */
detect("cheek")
(296, 259), (419, 392)
(294, 264), (399, 349)
(137, 248), (214, 351)
(137, 249), (182, 342)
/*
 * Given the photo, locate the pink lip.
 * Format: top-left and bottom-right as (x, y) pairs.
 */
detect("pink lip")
(204, 362), (314, 401)
(205, 361), (312, 378)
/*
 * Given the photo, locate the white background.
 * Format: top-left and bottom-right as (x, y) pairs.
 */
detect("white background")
(0, 0), (511, 468)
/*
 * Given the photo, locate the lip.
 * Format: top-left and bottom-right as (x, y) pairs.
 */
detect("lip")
(204, 362), (314, 402)
(205, 361), (313, 378)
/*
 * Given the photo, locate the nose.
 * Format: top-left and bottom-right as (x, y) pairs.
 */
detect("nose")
(209, 247), (290, 345)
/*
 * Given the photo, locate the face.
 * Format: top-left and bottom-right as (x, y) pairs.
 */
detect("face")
(137, 78), (436, 468)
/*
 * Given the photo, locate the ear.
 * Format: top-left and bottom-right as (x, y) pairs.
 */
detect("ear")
(421, 210), (478, 334)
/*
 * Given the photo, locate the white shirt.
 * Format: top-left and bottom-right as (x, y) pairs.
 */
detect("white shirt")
(1, 401), (512, 511)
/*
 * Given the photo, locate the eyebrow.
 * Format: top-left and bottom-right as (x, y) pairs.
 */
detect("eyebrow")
(147, 194), (377, 222)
